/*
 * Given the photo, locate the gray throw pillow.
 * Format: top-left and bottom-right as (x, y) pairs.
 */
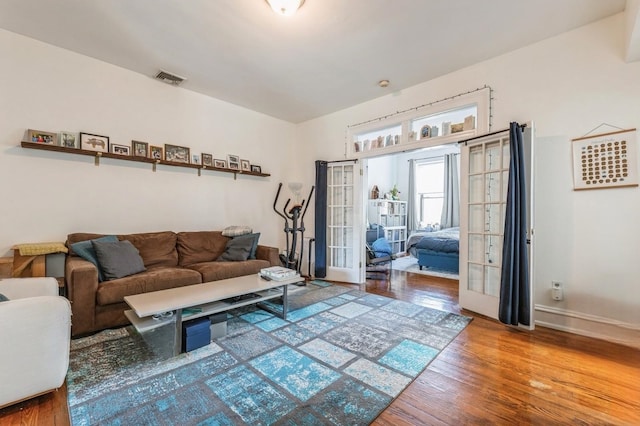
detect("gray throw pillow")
(70, 235), (118, 282)
(216, 236), (254, 261)
(235, 232), (260, 259)
(92, 240), (146, 281)
(0, 293), (9, 302)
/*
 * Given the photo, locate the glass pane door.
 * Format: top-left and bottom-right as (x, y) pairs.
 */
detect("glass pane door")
(459, 134), (510, 319)
(326, 161), (361, 283)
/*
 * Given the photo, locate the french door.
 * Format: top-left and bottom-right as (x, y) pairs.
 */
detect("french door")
(459, 126), (534, 325)
(324, 161), (362, 283)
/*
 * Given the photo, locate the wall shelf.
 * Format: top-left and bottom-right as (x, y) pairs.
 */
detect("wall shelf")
(20, 141), (271, 178)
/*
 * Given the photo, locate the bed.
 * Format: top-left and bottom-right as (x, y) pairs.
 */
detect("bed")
(406, 227), (459, 273)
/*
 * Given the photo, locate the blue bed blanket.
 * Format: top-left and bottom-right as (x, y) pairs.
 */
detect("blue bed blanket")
(407, 227), (460, 255)
(416, 237), (459, 253)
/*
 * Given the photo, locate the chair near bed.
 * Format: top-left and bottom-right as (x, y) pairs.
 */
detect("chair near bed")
(365, 228), (395, 279)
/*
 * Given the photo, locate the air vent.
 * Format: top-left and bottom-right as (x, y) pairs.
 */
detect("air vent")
(154, 70), (186, 86)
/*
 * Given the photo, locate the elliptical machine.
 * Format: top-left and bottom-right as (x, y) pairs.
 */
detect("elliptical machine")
(272, 182), (315, 275)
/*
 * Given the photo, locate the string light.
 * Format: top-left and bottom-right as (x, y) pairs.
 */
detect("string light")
(347, 85), (493, 129)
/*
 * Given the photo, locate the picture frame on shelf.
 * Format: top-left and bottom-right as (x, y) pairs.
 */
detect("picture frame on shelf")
(149, 145), (163, 160)
(164, 144), (190, 164)
(202, 153), (213, 167)
(250, 165), (262, 173)
(240, 159), (250, 171)
(131, 140), (149, 157)
(59, 131), (78, 148)
(110, 144), (130, 155)
(214, 159), (227, 168)
(191, 154), (201, 165)
(28, 129), (57, 145)
(80, 132), (109, 153)
(227, 154), (240, 170)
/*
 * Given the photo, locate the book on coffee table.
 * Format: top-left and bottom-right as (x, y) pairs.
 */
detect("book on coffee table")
(260, 266), (299, 281)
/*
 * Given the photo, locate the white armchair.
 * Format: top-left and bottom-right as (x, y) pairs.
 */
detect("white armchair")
(0, 277), (72, 409)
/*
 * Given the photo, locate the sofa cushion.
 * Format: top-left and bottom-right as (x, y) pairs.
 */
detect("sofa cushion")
(96, 267), (202, 305)
(69, 235), (118, 282)
(68, 231), (178, 269)
(186, 259), (271, 282)
(92, 240), (146, 281)
(177, 231), (229, 266)
(119, 231), (179, 268)
(67, 233), (111, 252)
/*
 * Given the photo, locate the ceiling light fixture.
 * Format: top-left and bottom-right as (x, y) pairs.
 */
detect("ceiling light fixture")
(378, 80), (390, 88)
(265, 0), (305, 16)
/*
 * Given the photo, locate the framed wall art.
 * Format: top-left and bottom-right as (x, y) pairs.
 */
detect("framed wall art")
(59, 131), (78, 148)
(80, 132), (109, 153)
(240, 159), (250, 171)
(250, 165), (262, 173)
(202, 153), (213, 167)
(572, 128), (638, 190)
(149, 145), (163, 160)
(164, 144), (190, 164)
(132, 140), (149, 157)
(214, 159), (227, 168)
(192, 154), (201, 165)
(28, 129), (57, 145)
(110, 144), (130, 155)
(227, 154), (240, 170)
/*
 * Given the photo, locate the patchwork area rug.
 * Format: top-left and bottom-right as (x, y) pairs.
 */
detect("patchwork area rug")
(67, 283), (471, 425)
(393, 255), (460, 280)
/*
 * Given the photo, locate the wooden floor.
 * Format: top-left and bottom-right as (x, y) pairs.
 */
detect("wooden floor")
(1, 270), (638, 425)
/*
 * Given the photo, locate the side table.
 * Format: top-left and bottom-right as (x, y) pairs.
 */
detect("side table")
(11, 242), (68, 296)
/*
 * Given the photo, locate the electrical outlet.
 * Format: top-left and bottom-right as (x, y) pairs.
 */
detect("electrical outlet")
(551, 281), (563, 301)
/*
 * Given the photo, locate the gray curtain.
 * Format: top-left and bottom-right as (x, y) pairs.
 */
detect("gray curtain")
(440, 153), (460, 228)
(499, 122), (530, 326)
(407, 159), (418, 232)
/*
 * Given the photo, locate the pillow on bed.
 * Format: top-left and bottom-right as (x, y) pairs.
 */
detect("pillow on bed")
(371, 237), (393, 257)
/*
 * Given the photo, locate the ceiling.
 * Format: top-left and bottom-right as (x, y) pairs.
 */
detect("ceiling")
(0, 0), (631, 123)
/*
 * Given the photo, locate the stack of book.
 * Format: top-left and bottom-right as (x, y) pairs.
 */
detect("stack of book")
(260, 266), (299, 281)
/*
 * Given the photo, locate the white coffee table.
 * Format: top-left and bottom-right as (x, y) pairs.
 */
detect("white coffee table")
(124, 273), (303, 355)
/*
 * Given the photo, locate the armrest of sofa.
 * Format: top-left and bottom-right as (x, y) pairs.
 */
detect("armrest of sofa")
(255, 245), (280, 266)
(0, 277), (58, 299)
(65, 256), (99, 336)
(0, 295), (71, 408)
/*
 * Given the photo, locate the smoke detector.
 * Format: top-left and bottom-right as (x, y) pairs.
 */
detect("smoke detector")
(154, 70), (187, 86)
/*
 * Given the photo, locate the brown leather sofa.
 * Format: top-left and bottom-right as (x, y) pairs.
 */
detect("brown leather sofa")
(65, 231), (280, 337)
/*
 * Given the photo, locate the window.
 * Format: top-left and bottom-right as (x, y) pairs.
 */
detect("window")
(416, 159), (444, 229)
(348, 88), (489, 158)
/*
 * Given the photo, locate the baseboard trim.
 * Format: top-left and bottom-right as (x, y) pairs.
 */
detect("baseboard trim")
(535, 304), (640, 349)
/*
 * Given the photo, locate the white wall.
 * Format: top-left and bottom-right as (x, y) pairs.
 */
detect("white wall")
(366, 156), (394, 199)
(0, 29), (297, 259)
(3, 14), (639, 347)
(298, 14), (640, 347)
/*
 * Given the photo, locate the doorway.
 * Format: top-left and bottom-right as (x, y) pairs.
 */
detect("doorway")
(364, 143), (462, 287)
